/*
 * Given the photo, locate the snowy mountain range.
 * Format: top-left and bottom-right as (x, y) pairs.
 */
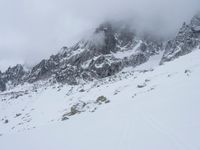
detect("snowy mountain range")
(0, 13), (200, 150)
(1, 13), (200, 92)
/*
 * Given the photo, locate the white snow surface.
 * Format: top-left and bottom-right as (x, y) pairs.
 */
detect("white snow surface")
(0, 49), (200, 150)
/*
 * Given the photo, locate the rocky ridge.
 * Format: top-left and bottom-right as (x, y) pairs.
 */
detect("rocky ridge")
(1, 13), (200, 92)
(160, 13), (200, 63)
(0, 22), (162, 91)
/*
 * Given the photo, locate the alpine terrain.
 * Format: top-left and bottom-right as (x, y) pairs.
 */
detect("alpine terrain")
(0, 13), (200, 150)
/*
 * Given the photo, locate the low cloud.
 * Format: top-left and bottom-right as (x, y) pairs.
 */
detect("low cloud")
(86, 32), (106, 48)
(0, 0), (200, 70)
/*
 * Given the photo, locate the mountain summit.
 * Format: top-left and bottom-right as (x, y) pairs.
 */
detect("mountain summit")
(161, 13), (200, 63)
(0, 13), (200, 92)
(0, 22), (163, 91)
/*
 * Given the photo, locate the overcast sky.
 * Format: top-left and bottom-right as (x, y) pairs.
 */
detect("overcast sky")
(0, 0), (200, 71)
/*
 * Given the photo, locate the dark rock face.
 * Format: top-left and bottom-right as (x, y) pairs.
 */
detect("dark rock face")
(5, 64), (26, 83)
(0, 78), (6, 92)
(161, 13), (200, 64)
(123, 53), (148, 67)
(0, 64), (27, 91)
(0, 22), (163, 92)
(88, 55), (123, 78)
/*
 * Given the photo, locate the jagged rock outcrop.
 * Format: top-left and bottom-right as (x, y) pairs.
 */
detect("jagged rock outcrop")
(161, 13), (200, 64)
(0, 22), (163, 92)
(0, 72), (6, 92)
(0, 65), (27, 91)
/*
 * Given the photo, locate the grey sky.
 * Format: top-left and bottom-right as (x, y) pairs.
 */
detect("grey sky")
(0, 0), (200, 71)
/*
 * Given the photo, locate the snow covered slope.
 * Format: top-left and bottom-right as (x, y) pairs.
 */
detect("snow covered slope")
(0, 49), (200, 150)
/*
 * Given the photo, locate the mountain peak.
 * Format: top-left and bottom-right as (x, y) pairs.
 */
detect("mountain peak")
(2, 13), (200, 92)
(160, 13), (200, 64)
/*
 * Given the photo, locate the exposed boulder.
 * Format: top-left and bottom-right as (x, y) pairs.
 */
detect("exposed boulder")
(96, 96), (110, 104)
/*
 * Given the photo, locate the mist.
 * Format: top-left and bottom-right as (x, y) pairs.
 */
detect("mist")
(0, 0), (200, 71)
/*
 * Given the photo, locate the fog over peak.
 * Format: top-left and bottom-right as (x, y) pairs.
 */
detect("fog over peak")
(0, 0), (200, 71)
